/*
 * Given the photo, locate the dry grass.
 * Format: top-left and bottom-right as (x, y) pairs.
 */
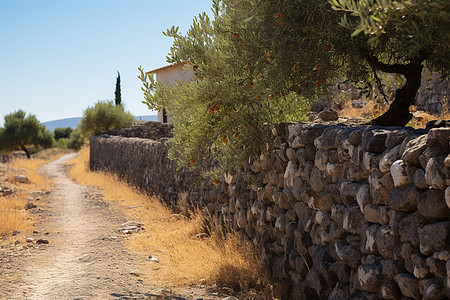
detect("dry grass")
(339, 99), (388, 120)
(5, 148), (68, 192)
(339, 99), (450, 129)
(68, 146), (273, 296)
(0, 148), (68, 238)
(0, 194), (33, 237)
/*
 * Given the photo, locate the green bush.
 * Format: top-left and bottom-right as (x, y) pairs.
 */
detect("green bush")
(54, 127), (73, 141)
(79, 100), (134, 138)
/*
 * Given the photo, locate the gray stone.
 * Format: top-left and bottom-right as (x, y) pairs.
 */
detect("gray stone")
(402, 135), (428, 166)
(309, 166), (324, 192)
(421, 278), (445, 300)
(445, 154), (450, 167)
(389, 186), (421, 212)
(356, 184), (371, 213)
(330, 261), (350, 283)
(362, 129), (388, 153)
(401, 242), (416, 274)
(426, 256), (447, 278)
(308, 192), (334, 212)
(385, 130), (411, 149)
(381, 259), (405, 279)
(318, 109), (339, 121)
(334, 240), (362, 268)
(420, 147), (449, 170)
(419, 222), (450, 255)
(347, 130), (363, 147)
(340, 181), (360, 205)
(446, 187), (450, 210)
(369, 168), (390, 205)
(15, 175), (30, 183)
(379, 145), (401, 173)
(343, 206), (365, 235)
(413, 168), (429, 189)
(361, 224), (379, 254)
(358, 264), (382, 293)
(363, 205), (380, 224)
(411, 253), (429, 279)
(399, 212), (426, 246)
(388, 210), (406, 235)
(425, 156), (448, 189)
(418, 189), (450, 219)
(329, 282), (350, 300)
(390, 160), (411, 187)
(376, 225), (402, 260)
(394, 273), (420, 300)
(427, 128), (450, 148)
(292, 177), (305, 201)
(380, 279), (402, 300)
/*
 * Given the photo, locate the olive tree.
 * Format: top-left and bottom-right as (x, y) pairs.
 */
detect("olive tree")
(139, 0), (449, 172)
(0, 110), (53, 159)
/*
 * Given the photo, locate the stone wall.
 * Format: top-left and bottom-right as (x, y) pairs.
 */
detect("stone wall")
(90, 121), (450, 300)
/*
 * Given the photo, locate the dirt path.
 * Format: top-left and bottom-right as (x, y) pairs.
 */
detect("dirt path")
(0, 154), (223, 300)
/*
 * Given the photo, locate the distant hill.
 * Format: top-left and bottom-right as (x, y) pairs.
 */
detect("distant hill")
(43, 115), (158, 132)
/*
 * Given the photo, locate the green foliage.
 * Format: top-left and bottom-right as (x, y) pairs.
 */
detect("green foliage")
(0, 110), (54, 159)
(79, 100), (134, 138)
(331, 0), (450, 76)
(140, 0), (449, 172)
(115, 71), (122, 106)
(54, 128), (84, 150)
(54, 127), (73, 141)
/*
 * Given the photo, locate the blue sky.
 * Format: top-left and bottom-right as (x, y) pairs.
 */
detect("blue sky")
(0, 0), (212, 124)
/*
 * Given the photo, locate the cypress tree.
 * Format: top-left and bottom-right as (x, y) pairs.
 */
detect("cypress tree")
(114, 71), (122, 106)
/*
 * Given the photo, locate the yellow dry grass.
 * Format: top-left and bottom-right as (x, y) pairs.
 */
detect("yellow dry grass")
(339, 99), (450, 129)
(0, 148), (68, 238)
(68, 146), (272, 296)
(0, 194), (32, 237)
(339, 99), (388, 120)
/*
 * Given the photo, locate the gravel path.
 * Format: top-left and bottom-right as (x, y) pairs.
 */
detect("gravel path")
(0, 154), (223, 300)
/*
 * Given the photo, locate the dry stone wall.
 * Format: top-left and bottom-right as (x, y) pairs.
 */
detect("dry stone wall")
(90, 121), (450, 300)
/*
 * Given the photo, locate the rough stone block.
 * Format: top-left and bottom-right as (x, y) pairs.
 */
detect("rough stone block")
(425, 156), (449, 189)
(399, 212), (427, 246)
(358, 264), (382, 293)
(426, 256), (447, 279)
(343, 206), (365, 235)
(381, 259), (406, 279)
(402, 135), (428, 166)
(362, 129), (388, 153)
(390, 160), (411, 187)
(419, 222), (450, 256)
(376, 225), (402, 260)
(394, 273), (421, 300)
(380, 279), (402, 300)
(446, 186), (450, 210)
(340, 181), (360, 205)
(379, 145), (401, 173)
(413, 168), (429, 189)
(361, 224), (379, 255)
(418, 189), (450, 219)
(389, 186), (421, 212)
(427, 128), (450, 149)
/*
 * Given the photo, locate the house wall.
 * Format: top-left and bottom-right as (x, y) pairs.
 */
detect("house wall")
(153, 63), (193, 123)
(90, 121), (450, 299)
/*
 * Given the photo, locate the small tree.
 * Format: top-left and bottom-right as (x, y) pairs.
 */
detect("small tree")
(79, 100), (134, 138)
(114, 71), (122, 106)
(54, 127), (73, 141)
(0, 110), (53, 159)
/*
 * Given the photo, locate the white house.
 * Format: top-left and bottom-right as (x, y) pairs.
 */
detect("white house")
(148, 62), (193, 123)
